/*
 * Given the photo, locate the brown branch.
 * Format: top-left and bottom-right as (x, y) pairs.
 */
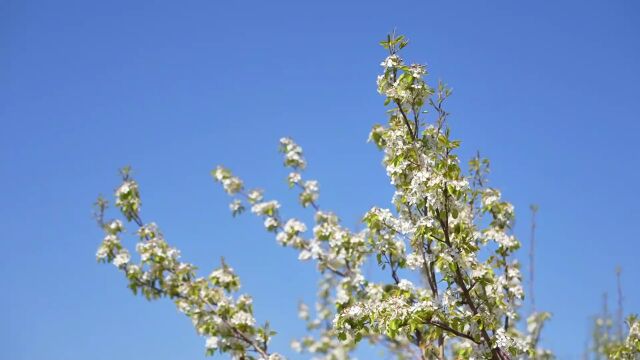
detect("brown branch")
(396, 100), (416, 139)
(428, 319), (480, 344)
(436, 200), (509, 360)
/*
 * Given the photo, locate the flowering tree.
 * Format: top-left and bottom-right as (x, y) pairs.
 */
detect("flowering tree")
(94, 33), (637, 359)
(591, 314), (640, 359)
(588, 271), (640, 359)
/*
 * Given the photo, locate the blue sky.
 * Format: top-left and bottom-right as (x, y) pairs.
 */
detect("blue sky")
(2, 1), (639, 359)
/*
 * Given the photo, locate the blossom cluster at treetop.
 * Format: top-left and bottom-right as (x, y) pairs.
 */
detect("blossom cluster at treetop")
(95, 33), (639, 360)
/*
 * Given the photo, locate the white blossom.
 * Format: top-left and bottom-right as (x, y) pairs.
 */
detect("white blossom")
(231, 311), (255, 327)
(288, 172), (301, 185)
(397, 279), (414, 292)
(113, 250), (130, 267)
(251, 201), (280, 216)
(247, 189), (264, 204)
(206, 336), (219, 350)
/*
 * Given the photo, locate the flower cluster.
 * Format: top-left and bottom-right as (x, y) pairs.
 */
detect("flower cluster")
(279, 137), (306, 170)
(212, 166), (244, 195)
(377, 36), (433, 109)
(96, 173), (281, 360)
(115, 174), (141, 222)
(591, 309), (640, 359)
(212, 135), (376, 359)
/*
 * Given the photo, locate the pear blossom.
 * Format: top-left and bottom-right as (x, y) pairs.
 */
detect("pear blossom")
(397, 279), (414, 292)
(112, 250), (130, 267)
(247, 189), (264, 204)
(288, 172), (301, 186)
(251, 201), (280, 216)
(96, 246), (109, 260)
(205, 336), (219, 350)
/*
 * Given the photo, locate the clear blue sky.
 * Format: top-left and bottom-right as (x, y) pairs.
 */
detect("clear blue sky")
(2, 1), (639, 359)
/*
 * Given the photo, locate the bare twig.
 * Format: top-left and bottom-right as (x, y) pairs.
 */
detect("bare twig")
(529, 204), (538, 314)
